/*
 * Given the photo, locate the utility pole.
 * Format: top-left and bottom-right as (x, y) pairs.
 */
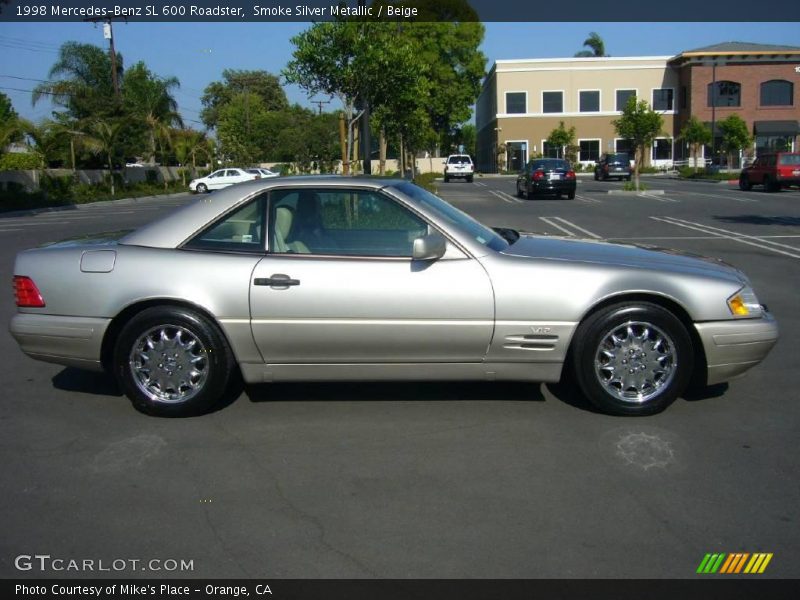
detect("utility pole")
(311, 97), (331, 115)
(84, 15), (125, 98)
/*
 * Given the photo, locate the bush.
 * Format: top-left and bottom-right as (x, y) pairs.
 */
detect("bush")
(0, 152), (43, 170)
(413, 172), (439, 192)
(144, 169), (160, 184)
(622, 181), (648, 191)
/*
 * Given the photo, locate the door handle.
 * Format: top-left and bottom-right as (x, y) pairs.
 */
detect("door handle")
(254, 274), (300, 288)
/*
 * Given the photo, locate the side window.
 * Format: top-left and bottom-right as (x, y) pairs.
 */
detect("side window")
(183, 194), (266, 252)
(208, 171), (222, 178)
(269, 189), (428, 257)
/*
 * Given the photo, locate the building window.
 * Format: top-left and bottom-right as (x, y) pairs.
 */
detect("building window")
(542, 141), (562, 158)
(542, 91), (563, 114)
(652, 139), (672, 161)
(505, 92), (527, 114)
(760, 80), (793, 106)
(579, 90), (600, 113)
(579, 140), (600, 162)
(616, 89), (636, 111)
(615, 139), (634, 155)
(652, 89), (674, 111)
(707, 81), (741, 107)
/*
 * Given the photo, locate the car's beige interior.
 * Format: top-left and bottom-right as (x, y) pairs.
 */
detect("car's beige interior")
(273, 206), (311, 254)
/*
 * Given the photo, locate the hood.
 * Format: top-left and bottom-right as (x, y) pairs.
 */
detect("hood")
(502, 235), (747, 283)
(39, 230), (132, 249)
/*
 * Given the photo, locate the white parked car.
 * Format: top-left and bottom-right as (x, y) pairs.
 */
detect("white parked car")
(189, 168), (258, 193)
(246, 168), (280, 179)
(443, 154), (474, 183)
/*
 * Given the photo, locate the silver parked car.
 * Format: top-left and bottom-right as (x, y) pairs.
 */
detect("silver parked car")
(10, 177), (778, 417)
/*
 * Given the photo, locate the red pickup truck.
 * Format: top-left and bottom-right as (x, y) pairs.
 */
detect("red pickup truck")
(739, 152), (800, 192)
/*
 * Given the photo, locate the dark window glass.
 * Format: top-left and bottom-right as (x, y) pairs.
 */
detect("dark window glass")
(652, 139), (672, 160)
(707, 81), (741, 107)
(779, 154), (800, 165)
(579, 90), (600, 112)
(270, 189), (427, 257)
(615, 139), (634, 155)
(579, 140), (600, 162)
(616, 89), (636, 111)
(760, 80), (793, 106)
(542, 91), (563, 113)
(505, 92), (526, 114)
(542, 142), (562, 158)
(653, 88), (674, 111)
(529, 159), (570, 171)
(184, 195), (266, 252)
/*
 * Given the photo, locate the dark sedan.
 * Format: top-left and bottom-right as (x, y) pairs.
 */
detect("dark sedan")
(516, 159), (576, 199)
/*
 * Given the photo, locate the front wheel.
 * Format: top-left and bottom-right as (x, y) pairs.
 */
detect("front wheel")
(739, 175), (752, 191)
(113, 306), (238, 417)
(196, 183), (208, 194)
(571, 302), (693, 416)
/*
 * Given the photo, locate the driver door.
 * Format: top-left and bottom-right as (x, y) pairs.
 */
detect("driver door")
(249, 187), (494, 364)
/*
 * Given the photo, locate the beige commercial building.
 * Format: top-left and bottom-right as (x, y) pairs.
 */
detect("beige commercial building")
(476, 43), (800, 172)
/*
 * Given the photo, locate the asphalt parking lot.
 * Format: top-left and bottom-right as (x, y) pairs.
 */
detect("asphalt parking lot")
(1, 176), (798, 579)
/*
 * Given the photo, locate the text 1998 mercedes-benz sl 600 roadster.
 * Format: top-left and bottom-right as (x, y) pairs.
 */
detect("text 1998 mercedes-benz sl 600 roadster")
(10, 177), (778, 417)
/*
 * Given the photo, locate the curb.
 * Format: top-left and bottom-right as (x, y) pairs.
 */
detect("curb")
(0, 192), (190, 219)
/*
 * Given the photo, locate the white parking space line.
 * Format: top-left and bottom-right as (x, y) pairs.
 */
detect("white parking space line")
(0, 228), (23, 232)
(638, 193), (679, 203)
(474, 182), (487, 187)
(576, 194), (601, 204)
(489, 190), (521, 204)
(539, 217), (576, 236)
(651, 216), (800, 259)
(683, 190), (759, 203)
(496, 190), (522, 204)
(549, 217), (602, 239)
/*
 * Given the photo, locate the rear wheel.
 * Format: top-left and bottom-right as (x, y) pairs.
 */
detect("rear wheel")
(114, 306), (238, 417)
(625, 175), (632, 182)
(571, 302), (693, 416)
(443, 175), (449, 183)
(594, 170), (600, 181)
(516, 182), (524, 197)
(467, 175), (473, 183)
(567, 190), (576, 199)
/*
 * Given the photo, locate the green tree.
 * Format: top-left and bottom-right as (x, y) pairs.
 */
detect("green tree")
(123, 62), (183, 164)
(215, 91), (273, 165)
(388, 6), (487, 155)
(284, 20), (429, 174)
(174, 128), (210, 184)
(574, 32), (607, 57)
(612, 97), (664, 190)
(82, 117), (129, 196)
(546, 121), (578, 162)
(717, 114), (752, 169)
(678, 117), (712, 173)
(32, 42), (122, 120)
(201, 70), (287, 130)
(1, 92), (30, 152)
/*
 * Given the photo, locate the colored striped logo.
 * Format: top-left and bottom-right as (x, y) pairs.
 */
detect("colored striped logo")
(696, 553), (773, 574)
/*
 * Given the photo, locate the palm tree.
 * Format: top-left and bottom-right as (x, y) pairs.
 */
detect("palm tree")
(81, 117), (128, 196)
(174, 129), (210, 185)
(123, 62), (183, 164)
(574, 32), (607, 58)
(32, 42), (121, 120)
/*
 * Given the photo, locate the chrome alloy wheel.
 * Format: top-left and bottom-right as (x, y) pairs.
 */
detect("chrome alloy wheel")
(129, 325), (209, 404)
(593, 320), (677, 404)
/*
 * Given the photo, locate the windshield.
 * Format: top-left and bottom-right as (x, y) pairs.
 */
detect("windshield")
(447, 156), (472, 164)
(391, 182), (509, 252)
(608, 153), (629, 164)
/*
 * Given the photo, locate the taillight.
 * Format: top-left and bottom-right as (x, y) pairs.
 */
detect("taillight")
(532, 170), (544, 181)
(566, 171), (576, 180)
(14, 276), (45, 307)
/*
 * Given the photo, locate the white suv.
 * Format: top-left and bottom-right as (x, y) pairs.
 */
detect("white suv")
(443, 154), (474, 183)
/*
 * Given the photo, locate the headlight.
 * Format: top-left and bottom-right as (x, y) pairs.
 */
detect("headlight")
(727, 286), (763, 318)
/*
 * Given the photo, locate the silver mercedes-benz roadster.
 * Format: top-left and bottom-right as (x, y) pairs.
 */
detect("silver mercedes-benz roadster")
(10, 177), (778, 417)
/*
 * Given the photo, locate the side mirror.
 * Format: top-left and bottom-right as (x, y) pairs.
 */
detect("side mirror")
(412, 231), (447, 261)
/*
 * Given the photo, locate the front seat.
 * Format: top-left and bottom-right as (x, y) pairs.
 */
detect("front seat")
(273, 206), (310, 254)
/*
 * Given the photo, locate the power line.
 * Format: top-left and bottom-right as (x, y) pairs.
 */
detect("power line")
(0, 74), (55, 84)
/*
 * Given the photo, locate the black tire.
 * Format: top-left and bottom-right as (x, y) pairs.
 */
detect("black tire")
(526, 187), (534, 200)
(739, 175), (752, 191)
(467, 175), (473, 183)
(196, 183), (208, 194)
(113, 306), (238, 417)
(594, 170), (600, 181)
(567, 190), (576, 199)
(765, 177), (779, 193)
(443, 175), (449, 183)
(625, 175), (632, 182)
(571, 302), (693, 416)
(516, 182), (524, 198)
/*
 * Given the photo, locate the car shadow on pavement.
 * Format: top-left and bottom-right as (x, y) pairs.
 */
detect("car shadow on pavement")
(52, 368), (123, 396)
(682, 382), (729, 402)
(713, 215), (800, 226)
(243, 381), (546, 404)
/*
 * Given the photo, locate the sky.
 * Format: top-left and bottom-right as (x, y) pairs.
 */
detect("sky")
(1, 21), (799, 125)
